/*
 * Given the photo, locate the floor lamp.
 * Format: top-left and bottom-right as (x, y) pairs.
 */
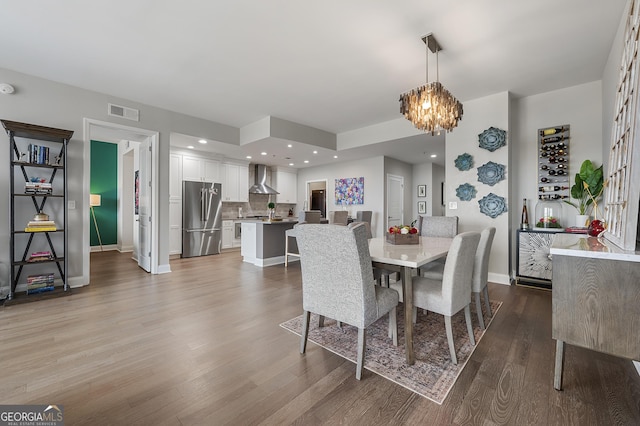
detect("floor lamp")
(90, 194), (103, 251)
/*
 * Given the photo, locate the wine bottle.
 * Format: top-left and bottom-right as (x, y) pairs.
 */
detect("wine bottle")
(539, 185), (568, 192)
(541, 135), (568, 144)
(548, 169), (557, 176)
(556, 157), (567, 163)
(556, 169), (566, 176)
(557, 163), (567, 169)
(541, 151), (548, 157)
(540, 126), (567, 136)
(541, 164), (549, 170)
(540, 177), (550, 182)
(520, 198), (529, 230)
(556, 149), (566, 156)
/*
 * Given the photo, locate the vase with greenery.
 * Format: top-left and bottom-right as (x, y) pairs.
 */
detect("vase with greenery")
(563, 160), (604, 223)
(267, 202), (275, 219)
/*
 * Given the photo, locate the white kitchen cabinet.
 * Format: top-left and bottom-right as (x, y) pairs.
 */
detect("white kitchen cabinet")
(183, 155), (220, 182)
(241, 222), (256, 263)
(222, 163), (249, 202)
(273, 168), (297, 204)
(222, 220), (234, 249)
(169, 153), (183, 255)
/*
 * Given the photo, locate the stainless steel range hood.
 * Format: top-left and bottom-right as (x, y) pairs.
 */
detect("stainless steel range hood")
(248, 164), (279, 195)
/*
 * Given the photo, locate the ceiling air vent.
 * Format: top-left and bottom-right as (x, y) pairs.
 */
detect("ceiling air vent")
(108, 103), (139, 122)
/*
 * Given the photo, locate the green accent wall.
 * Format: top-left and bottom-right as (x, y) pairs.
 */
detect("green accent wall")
(90, 140), (118, 246)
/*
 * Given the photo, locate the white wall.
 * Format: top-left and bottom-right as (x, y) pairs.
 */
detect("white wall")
(296, 156), (385, 237)
(511, 81), (603, 277)
(446, 91), (511, 285)
(0, 67), (239, 289)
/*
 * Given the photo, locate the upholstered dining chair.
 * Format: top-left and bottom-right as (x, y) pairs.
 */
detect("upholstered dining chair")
(296, 224), (399, 380)
(391, 231), (480, 364)
(417, 215), (459, 274)
(421, 227), (496, 330)
(356, 210), (372, 226)
(284, 210), (322, 267)
(329, 210), (349, 225)
(417, 215), (458, 238)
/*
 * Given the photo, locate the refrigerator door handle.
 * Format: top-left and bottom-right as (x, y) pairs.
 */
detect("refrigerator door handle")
(206, 188), (211, 220)
(201, 188), (205, 221)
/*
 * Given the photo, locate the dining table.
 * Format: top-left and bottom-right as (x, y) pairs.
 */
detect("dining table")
(368, 235), (454, 365)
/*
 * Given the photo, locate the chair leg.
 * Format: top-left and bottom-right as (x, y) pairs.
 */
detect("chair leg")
(412, 306), (417, 324)
(318, 315), (325, 328)
(337, 321), (342, 329)
(475, 292), (486, 330)
(383, 273), (389, 288)
(483, 286), (492, 318)
(464, 304), (476, 346)
(356, 328), (366, 380)
(389, 307), (398, 346)
(444, 315), (457, 364)
(300, 311), (310, 354)
(285, 237), (289, 268)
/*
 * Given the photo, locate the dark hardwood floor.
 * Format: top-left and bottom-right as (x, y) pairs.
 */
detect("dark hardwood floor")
(1, 250), (639, 425)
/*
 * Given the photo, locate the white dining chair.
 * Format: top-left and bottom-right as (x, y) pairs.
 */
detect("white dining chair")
(296, 224), (399, 380)
(422, 227), (496, 330)
(391, 231), (480, 364)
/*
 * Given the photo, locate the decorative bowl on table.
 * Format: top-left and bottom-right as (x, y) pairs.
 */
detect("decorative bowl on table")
(386, 225), (419, 245)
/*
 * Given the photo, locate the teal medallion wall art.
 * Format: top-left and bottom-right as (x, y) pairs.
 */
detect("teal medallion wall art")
(478, 127), (506, 152)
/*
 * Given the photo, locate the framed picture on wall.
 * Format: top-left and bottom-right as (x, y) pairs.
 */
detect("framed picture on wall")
(417, 184), (426, 197)
(418, 201), (426, 214)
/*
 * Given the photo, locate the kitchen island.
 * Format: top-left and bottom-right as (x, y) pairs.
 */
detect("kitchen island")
(241, 219), (297, 267)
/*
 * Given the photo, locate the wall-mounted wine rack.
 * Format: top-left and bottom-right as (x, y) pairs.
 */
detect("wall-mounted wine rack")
(538, 124), (570, 201)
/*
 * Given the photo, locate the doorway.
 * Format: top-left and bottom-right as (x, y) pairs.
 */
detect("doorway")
(83, 119), (160, 286)
(306, 179), (328, 218)
(386, 174), (404, 229)
(311, 190), (326, 217)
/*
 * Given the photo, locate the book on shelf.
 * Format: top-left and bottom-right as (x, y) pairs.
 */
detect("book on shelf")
(24, 226), (57, 232)
(26, 285), (55, 295)
(27, 251), (54, 262)
(26, 220), (56, 227)
(25, 182), (53, 194)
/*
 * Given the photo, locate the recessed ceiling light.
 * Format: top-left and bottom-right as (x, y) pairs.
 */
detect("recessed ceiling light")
(430, 154), (437, 158)
(261, 152), (267, 156)
(198, 139), (207, 144)
(246, 155), (252, 159)
(287, 144), (292, 148)
(304, 160), (309, 164)
(187, 145), (194, 149)
(313, 150), (318, 154)
(333, 155), (338, 159)
(289, 162), (294, 166)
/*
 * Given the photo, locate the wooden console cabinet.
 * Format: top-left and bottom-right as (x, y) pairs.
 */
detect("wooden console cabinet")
(551, 234), (640, 390)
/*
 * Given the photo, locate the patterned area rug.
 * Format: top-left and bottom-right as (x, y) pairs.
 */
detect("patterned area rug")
(280, 300), (501, 404)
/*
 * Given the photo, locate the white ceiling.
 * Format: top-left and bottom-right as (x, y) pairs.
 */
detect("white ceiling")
(0, 0), (627, 168)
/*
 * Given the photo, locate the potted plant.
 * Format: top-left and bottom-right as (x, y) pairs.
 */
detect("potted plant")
(267, 202), (276, 219)
(563, 160), (604, 227)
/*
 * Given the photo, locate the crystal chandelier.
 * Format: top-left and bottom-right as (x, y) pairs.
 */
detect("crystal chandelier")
(399, 34), (463, 135)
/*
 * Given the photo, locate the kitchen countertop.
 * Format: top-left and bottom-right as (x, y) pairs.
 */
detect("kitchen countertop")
(550, 233), (640, 262)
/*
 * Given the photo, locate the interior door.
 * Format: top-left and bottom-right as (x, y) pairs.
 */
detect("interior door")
(138, 137), (152, 272)
(387, 174), (404, 229)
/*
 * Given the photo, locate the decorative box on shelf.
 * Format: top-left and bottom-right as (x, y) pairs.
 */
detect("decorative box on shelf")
(385, 233), (419, 245)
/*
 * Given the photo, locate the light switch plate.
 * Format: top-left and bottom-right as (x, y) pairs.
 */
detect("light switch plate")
(68, 200), (76, 210)
(448, 201), (458, 210)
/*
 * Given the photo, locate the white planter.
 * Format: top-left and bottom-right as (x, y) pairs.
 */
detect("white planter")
(575, 214), (590, 227)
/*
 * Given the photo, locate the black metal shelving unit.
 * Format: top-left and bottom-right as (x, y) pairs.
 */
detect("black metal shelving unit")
(3, 120), (73, 301)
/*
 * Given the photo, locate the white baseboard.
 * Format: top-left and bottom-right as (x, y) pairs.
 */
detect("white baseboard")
(488, 272), (510, 285)
(90, 244), (118, 252)
(157, 263), (171, 274)
(634, 361), (640, 376)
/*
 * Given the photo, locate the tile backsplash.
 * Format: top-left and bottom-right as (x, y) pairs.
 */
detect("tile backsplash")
(221, 194), (296, 219)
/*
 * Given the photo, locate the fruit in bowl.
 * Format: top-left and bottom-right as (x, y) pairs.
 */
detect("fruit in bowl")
(388, 225), (418, 235)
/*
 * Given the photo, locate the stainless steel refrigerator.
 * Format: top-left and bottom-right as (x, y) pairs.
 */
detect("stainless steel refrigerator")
(182, 181), (222, 258)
